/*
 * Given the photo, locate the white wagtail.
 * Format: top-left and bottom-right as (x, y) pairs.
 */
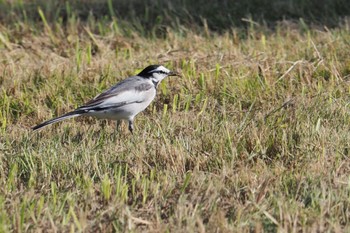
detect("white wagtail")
(32, 65), (179, 133)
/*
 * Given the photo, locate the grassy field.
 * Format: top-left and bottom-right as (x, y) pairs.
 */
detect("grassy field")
(1, 1), (350, 232)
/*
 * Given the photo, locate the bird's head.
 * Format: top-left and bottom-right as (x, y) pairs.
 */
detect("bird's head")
(138, 65), (179, 83)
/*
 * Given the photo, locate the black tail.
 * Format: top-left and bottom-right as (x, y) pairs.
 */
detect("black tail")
(32, 110), (86, 131)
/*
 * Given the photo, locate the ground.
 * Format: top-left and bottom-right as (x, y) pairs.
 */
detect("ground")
(1, 1), (350, 232)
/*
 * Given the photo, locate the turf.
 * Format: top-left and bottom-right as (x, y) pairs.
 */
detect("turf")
(1, 1), (350, 232)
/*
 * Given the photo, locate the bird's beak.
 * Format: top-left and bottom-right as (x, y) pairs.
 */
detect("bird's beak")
(168, 71), (181, 77)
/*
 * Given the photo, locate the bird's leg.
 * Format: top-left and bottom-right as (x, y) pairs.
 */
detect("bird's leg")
(128, 120), (134, 134)
(98, 120), (107, 133)
(111, 120), (122, 141)
(96, 120), (105, 139)
(116, 120), (121, 132)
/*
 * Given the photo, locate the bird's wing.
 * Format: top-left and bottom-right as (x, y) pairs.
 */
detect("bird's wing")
(78, 77), (153, 111)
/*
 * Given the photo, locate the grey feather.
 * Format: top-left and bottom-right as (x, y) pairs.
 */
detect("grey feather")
(80, 76), (153, 108)
(32, 110), (85, 131)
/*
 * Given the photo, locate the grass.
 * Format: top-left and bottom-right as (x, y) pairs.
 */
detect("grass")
(1, 0), (350, 232)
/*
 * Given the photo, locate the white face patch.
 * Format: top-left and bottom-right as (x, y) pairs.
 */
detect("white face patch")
(150, 65), (171, 82)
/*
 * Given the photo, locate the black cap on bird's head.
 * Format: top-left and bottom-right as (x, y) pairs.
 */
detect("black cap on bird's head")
(138, 65), (179, 78)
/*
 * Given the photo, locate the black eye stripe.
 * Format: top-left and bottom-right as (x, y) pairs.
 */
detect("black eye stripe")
(148, 70), (168, 75)
(152, 70), (165, 73)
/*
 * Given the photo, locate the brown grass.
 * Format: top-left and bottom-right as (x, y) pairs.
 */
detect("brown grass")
(1, 5), (350, 232)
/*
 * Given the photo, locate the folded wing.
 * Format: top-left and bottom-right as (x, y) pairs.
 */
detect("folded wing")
(78, 77), (153, 111)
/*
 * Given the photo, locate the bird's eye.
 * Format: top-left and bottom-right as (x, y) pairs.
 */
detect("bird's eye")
(150, 70), (167, 75)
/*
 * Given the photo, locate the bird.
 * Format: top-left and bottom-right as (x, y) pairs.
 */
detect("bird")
(32, 65), (179, 133)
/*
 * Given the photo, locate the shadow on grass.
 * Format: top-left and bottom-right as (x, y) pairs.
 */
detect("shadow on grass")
(0, 0), (349, 34)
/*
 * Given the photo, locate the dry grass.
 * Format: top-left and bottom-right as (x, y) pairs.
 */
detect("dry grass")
(1, 2), (350, 232)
